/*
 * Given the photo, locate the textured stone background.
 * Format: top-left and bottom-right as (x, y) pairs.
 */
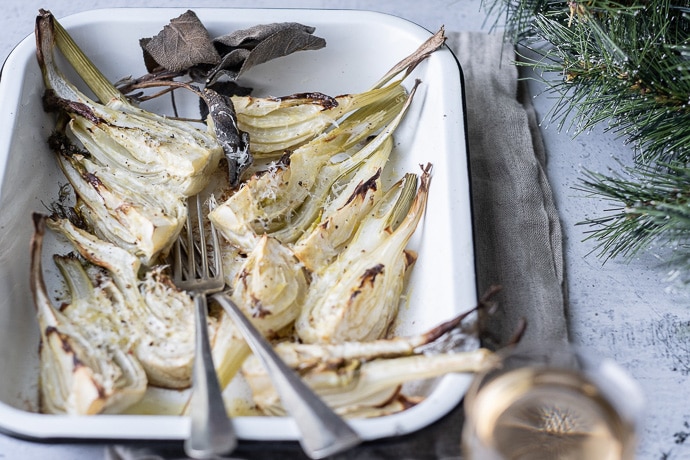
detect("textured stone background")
(2, 1), (688, 459)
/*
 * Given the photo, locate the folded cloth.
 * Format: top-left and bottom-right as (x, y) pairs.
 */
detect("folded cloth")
(105, 30), (567, 460)
(453, 32), (568, 349)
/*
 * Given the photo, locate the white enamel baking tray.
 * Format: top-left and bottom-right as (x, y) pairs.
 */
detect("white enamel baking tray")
(0, 7), (476, 441)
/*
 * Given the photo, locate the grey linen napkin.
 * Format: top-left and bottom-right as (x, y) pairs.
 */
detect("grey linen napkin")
(453, 32), (568, 349)
(105, 31), (567, 460)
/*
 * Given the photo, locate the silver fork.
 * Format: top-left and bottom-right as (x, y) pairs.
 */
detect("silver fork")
(173, 194), (236, 459)
(176, 196), (360, 459)
(212, 293), (362, 459)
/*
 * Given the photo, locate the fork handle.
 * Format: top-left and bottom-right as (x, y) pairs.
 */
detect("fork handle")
(185, 293), (237, 459)
(213, 293), (361, 459)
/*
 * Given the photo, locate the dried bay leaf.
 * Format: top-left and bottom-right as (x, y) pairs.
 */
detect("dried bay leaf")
(141, 10), (220, 73)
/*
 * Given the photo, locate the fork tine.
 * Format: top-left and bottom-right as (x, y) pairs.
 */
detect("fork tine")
(186, 196), (198, 281)
(173, 224), (185, 284)
(194, 194), (210, 280)
(209, 205), (223, 281)
(181, 194), (223, 284)
(177, 194), (235, 458)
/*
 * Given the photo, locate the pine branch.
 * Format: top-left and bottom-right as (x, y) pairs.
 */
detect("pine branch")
(485, 0), (690, 269)
(491, 0), (690, 165)
(577, 163), (690, 265)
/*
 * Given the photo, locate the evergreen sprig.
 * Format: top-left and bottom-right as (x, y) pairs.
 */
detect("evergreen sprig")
(576, 163), (690, 260)
(492, 0), (690, 164)
(486, 0), (690, 269)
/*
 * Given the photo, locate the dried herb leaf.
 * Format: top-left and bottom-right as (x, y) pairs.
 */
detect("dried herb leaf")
(138, 38), (160, 74)
(213, 22), (318, 49)
(201, 88), (252, 188)
(206, 22), (326, 84)
(199, 81), (253, 119)
(130, 15), (326, 188)
(141, 10), (220, 73)
(207, 48), (250, 83)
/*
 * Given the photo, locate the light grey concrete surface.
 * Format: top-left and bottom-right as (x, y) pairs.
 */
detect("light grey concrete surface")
(1, 1), (688, 459)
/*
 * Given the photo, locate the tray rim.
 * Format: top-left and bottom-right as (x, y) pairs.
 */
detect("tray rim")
(0, 6), (477, 442)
